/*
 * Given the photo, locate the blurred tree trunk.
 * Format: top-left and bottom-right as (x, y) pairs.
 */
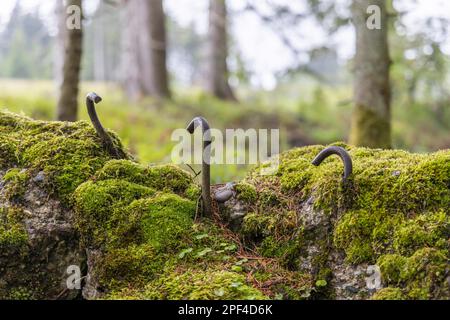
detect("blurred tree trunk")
(54, 0), (65, 89)
(349, 0), (391, 148)
(57, 0), (83, 122)
(121, 0), (142, 99)
(143, 0), (170, 98)
(205, 0), (236, 101)
(122, 0), (170, 100)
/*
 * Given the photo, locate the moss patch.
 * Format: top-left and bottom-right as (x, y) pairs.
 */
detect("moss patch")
(0, 207), (28, 249)
(107, 269), (266, 300)
(94, 160), (199, 200)
(372, 287), (405, 300)
(3, 168), (29, 202)
(0, 111), (129, 204)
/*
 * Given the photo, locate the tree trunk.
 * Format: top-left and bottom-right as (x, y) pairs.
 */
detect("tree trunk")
(121, 0), (170, 100)
(349, 0), (391, 149)
(205, 0), (236, 101)
(143, 0), (170, 98)
(53, 0), (65, 90)
(57, 0), (83, 122)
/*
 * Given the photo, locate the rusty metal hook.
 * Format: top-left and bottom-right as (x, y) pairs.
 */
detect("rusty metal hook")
(86, 92), (124, 159)
(186, 117), (212, 217)
(311, 146), (353, 182)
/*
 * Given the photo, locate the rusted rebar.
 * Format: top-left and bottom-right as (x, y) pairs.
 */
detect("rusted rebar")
(86, 92), (125, 159)
(311, 146), (353, 182)
(187, 117), (212, 217)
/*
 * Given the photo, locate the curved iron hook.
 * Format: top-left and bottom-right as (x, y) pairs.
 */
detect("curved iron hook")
(311, 146), (353, 182)
(186, 117), (212, 217)
(86, 92), (125, 159)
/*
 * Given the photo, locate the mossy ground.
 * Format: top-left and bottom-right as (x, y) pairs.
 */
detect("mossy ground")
(237, 143), (449, 299)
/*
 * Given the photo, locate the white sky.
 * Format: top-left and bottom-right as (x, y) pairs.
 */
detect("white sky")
(0, 0), (449, 89)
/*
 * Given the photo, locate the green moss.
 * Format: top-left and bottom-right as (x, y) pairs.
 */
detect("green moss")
(235, 182), (258, 202)
(0, 207), (28, 248)
(334, 210), (376, 263)
(4, 287), (34, 300)
(393, 210), (449, 256)
(3, 168), (29, 201)
(246, 144), (449, 214)
(73, 179), (156, 247)
(127, 194), (195, 249)
(376, 248), (449, 299)
(333, 209), (406, 264)
(372, 287), (405, 300)
(378, 254), (407, 284)
(95, 243), (161, 288)
(133, 270), (266, 300)
(400, 248), (448, 299)
(260, 236), (304, 270)
(74, 159), (305, 299)
(0, 111), (130, 204)
(95, 160), (197, 199)
(0, 135), (19, 167)
(241, 213), (275, 238)
(74, 160), (262, 296)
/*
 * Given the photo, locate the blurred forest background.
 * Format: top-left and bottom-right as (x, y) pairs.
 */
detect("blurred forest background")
(0, 0), (449, 182)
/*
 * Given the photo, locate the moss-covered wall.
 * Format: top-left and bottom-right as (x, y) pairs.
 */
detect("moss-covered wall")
(0, 111), (448, 300)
